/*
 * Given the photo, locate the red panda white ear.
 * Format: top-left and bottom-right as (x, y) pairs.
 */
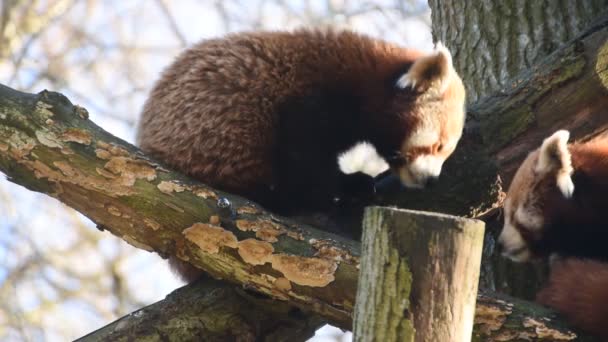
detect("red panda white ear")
(396, 42), (454, 94)
(536, 130), (574, 198)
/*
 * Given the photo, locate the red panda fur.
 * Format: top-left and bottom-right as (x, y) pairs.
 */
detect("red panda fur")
(503, 134), (608, 339)
(537, 138), (608, 339)
(537, 258), (608, 339)
(137, 29), (466, 282)
(570, 137), (608, 185)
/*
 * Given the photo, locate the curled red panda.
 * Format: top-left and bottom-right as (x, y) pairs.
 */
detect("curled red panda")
(137, 29), (466, 282)
(498, 130), (608, 338)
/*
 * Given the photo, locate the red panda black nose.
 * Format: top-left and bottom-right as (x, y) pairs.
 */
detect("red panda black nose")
(374, 170), (402, 193)
(425, 175), (439, 187)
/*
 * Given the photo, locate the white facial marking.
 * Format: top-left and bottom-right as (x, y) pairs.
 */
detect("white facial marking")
(398, 154), (444, 188)
(498, 223), (530, 262)
(499, 200), (531, 262)
(443, 134), (460, 154)
(410, 155), (443, 178)
(338, 142), (389, 177)
(514, 206), (543, 231)
(408, 129), (439, 148)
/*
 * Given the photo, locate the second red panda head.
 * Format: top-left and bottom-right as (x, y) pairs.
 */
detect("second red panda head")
(499, 130), (578, 261)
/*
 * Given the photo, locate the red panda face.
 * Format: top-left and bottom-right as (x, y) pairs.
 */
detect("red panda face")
(391, 43), (466, 188)
(499, 130), (574, 262)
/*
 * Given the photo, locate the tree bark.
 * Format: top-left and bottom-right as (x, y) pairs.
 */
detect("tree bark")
(429, 0), (608, 103)
(0, 83), (359, 327)
(76, 276), (323, 342)
(353, 208), (484, 342)
(473, 291), (598, 342)
(427, 1), (608, 300)
(376, 19), (608, 299)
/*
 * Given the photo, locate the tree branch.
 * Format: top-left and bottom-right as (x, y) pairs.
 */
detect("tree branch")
(0, 83), (359, 327)
(76, 276), (323, 342)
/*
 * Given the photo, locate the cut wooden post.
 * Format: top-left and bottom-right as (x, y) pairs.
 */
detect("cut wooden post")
(353, 207), (485, 342)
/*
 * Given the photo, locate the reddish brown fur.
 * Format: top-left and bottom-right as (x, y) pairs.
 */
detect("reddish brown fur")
(137, 29), (465, 282)
(503, 135), (608, 259)
(138, 30), (423, 195)
(538, 258), (608, 339)
(538, 139), (608, 259)
(503, 134), (608, 339)
(570, 138), (608, 184)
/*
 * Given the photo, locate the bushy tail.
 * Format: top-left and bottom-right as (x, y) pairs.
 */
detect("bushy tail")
(537, 258), (608, 339)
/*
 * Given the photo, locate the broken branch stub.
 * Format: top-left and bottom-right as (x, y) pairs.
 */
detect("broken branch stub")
(353, 207), (485, 342)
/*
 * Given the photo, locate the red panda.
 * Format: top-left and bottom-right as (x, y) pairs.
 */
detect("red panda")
(137, 29), (466, 282)
(498, 130), (608, 338)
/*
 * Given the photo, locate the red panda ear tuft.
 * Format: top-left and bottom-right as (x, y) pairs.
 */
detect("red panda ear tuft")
(396, 42), (453, 94)
(536, 130), (574, 198)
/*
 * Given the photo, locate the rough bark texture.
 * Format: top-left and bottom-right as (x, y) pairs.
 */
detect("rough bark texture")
(353, 208), (485, 342)
(0, 82), (599, 339)
(0, 84), (359, 328)
(473, 291), (598, 342)
(76, 276), (323, 342)
(430, 0), (608, 103)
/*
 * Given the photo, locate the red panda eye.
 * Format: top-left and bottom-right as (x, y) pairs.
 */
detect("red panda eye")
(432, 143), (443, 153)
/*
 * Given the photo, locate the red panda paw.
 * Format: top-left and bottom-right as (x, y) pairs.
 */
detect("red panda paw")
(537, 258), (608, 339)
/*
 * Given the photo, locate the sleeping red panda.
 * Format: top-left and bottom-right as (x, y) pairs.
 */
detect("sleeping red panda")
(498, 130), (608, 339)
(137, 29), (466, 282)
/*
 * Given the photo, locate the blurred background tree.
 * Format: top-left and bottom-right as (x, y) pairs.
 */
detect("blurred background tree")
(0, 1), (431, 341)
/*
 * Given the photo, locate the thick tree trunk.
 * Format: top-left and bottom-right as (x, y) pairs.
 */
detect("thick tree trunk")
(76, 277), (323, 342)
(353, 208), (484, 342)
(429, 0), (608, 103)
(420, 4), (608, 298)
